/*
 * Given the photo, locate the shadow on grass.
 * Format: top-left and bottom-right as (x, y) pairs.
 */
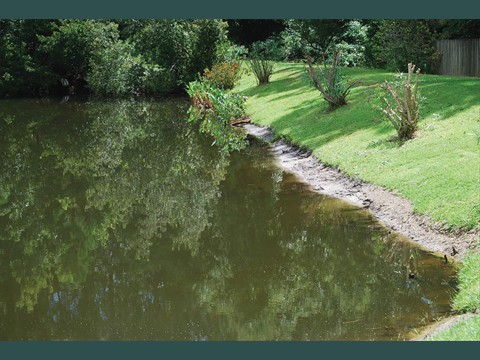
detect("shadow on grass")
(366, 136), (403, 150)
(241, 67), (306, 99)
(261, 97), (395, 150)
(243, 65), (480, 150)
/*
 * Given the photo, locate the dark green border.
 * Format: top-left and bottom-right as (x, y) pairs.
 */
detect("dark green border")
(1, 0), (480, 18)
(1, 0), (479, 358)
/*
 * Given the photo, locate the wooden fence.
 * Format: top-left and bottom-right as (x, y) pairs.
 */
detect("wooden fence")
(436, 39), (480, 77)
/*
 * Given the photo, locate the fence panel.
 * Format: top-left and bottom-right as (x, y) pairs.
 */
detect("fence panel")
(436, 39), (480, 77)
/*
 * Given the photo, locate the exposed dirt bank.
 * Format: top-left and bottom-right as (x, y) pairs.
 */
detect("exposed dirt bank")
(240, 123), (479, 261)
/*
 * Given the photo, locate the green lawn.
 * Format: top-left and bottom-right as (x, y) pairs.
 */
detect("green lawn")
(236, 62), (480, 231)
(453, 250), (480, 313)
(427, 248), (480, 341)
(427, 315), (480, 341)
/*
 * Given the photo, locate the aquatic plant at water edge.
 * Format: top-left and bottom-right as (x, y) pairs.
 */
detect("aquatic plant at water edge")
(186, 80), (248, 151)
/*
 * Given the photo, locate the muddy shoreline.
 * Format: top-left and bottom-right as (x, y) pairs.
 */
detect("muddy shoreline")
(241, 123), (479, 261)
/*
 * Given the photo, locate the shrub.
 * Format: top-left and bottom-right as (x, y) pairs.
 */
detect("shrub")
(334, 20), (368, 67)
(132, 19), (227, 93)
(186, 80), (247, 152)
(203, 61), (242, 90)
(217, 42), (248, 63)
(188, 20), (229, 80)
(380, 63), (421, 141)
(369, 20), (439, 73)
(305, 51), (358, 111)
(280, 27), (312, 61)
(334, 42), (366, 67)
(88, 41), (169, 96)
(248, 39), (282, 85)
(38, 20), (119, 85)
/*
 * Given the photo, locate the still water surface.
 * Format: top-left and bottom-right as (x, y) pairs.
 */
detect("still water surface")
(0, 98), (456, 340)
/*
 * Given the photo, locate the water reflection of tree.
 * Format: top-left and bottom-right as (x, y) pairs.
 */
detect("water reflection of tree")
(0, 98), (229, 316)
(0, 102), (455, 340)
(188, 146), (455, 340)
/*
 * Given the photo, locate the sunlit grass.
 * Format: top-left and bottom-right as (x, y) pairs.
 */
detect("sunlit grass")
(453, 250), (480, 313)
(236, 62), (480, 230)
(427, 316), (480, 341)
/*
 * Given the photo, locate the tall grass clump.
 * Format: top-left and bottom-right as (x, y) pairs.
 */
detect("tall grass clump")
(248, 39), (282, 85)
(380, 62), (421, 141)
(305, 51), (358, 111)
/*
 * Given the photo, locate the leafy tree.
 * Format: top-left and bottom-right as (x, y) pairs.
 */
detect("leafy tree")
(368, 20), (439, 73)
(334, 20), (369, 67)
(188, 19), (228, 79)
(0, 20), (56, 97)
(132, 19), (227, 93)
(226, 20), (285, 46)
(87, 41), (165, 96)
(432, 19), (480, 39)
(38, 20), (119, 92)
(284, 20), (348, 60)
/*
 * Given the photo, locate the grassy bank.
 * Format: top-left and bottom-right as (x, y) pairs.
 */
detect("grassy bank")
(236, 62), (480, 231)
(236, 62), (480, 340)
(427, 315), (480, 340)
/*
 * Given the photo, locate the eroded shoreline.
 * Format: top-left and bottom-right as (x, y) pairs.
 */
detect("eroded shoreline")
(241, 122), (479, 261)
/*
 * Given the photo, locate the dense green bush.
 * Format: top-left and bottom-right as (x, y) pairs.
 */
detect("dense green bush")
(132, 19), (227, 93)
(87, 41), (166, 96)
(217, 42), (249, 63)
(334, 20), (368, 67)
(203, 62), (242, 90)
(280, 27), (310, 61)
(369, 20), (439, 72)
(0, 20), (56, 97)
(281, 20), (368, 66)
(38, 20), (119, 88)
(188, 20), (228, 79)
(283, 19), (348, 61)
(186, 80), (247, 151)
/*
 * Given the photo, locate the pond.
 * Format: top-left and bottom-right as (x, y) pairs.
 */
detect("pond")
(0, 98), (456, 340)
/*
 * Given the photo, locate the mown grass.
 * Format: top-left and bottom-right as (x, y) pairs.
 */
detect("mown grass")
(236, 62), (480, 230)
(427, 248), (480, 341)
(453, 250), (480, 313)
(427, 316), (480, 341)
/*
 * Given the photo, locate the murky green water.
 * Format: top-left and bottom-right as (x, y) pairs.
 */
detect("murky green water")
(0, 98), (456, 340)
